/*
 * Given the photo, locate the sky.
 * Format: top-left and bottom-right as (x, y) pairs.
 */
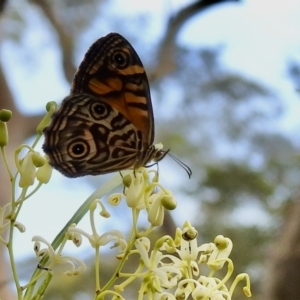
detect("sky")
(1, 0), (300, 264)
(179, 0), (300, 133)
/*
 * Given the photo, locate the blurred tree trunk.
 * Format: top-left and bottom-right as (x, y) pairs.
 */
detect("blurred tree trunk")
(262, 197), (300, 300)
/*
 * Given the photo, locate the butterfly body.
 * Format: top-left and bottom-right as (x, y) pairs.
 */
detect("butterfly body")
(43, 33), (168, 178)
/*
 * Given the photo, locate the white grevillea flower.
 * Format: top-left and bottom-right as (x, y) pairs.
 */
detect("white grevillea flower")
(32, 236), (87, 275)
(124, 171), (148, 209)
(156, 222), (251, 299)
(158, 223), (200, 280)
(68, 200), (127, 252)
(207, 235), (233, 270)
(148, 188), (177, 227)
(135, 237), (182, 292)
(68, 227), (127, 252)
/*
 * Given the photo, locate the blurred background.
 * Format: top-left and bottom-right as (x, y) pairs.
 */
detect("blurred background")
(1, 0), (300, 299)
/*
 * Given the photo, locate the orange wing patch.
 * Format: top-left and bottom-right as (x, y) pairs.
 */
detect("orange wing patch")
(89, 78), (123, 94)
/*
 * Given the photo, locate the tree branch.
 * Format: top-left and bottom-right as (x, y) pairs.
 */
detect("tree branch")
(30, 0), (77, 83)
(0, 0), (7, 14)
(150, 0), (240, 80)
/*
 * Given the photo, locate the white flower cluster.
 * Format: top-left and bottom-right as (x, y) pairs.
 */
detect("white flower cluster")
(31, 168), (251, 300)
(113, 222), (251, 300)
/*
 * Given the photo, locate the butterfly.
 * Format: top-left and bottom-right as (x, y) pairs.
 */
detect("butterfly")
(43, 33), (192, 178)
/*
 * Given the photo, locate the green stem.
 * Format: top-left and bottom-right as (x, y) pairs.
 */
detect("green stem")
(22, 182), (43, 201)
(0, 146), (13, 180)
(24, 173), (122, 299)
(101, 229), (136, 291)
(31, 271), (53, 300)
(95, 246), (101, 293)
(7, 187), (27, 299)
(31, 133), (42, 149)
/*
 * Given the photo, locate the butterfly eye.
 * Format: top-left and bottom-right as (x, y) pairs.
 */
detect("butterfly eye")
(111, 51), (129, 68)
(90, 102), (109, 120)
(68, 140), (90, 159)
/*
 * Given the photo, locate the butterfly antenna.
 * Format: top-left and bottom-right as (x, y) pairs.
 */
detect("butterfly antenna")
(167, 153), (192, 178)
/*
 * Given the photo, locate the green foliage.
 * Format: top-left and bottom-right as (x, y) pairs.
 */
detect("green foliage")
(203, 163), (274, 208)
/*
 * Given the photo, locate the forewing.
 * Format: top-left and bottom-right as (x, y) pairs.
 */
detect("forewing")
(71, 33), (154, 146)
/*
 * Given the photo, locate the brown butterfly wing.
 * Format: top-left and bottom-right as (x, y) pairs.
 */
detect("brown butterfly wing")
(71, 33), (154, 147)
(43, 94), (143, 177)
(43, 33), (170, 178)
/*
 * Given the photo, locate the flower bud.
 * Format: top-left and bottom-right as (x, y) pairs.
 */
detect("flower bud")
(208, 236), (233, 270)
(161, 194), (177, 210)
(0, 109), (12, 122)
(0, 121), (8, 146)
(122, 174), (132, 188)
(125, 173), (145, 208)
(36, 160), (52, 184)
(36, 101), (57, 134)
(19, 152), (36, 188)
(148, 195), (164, 227)
(214, 235), (229, 250)
(32, 152), (46, 167)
